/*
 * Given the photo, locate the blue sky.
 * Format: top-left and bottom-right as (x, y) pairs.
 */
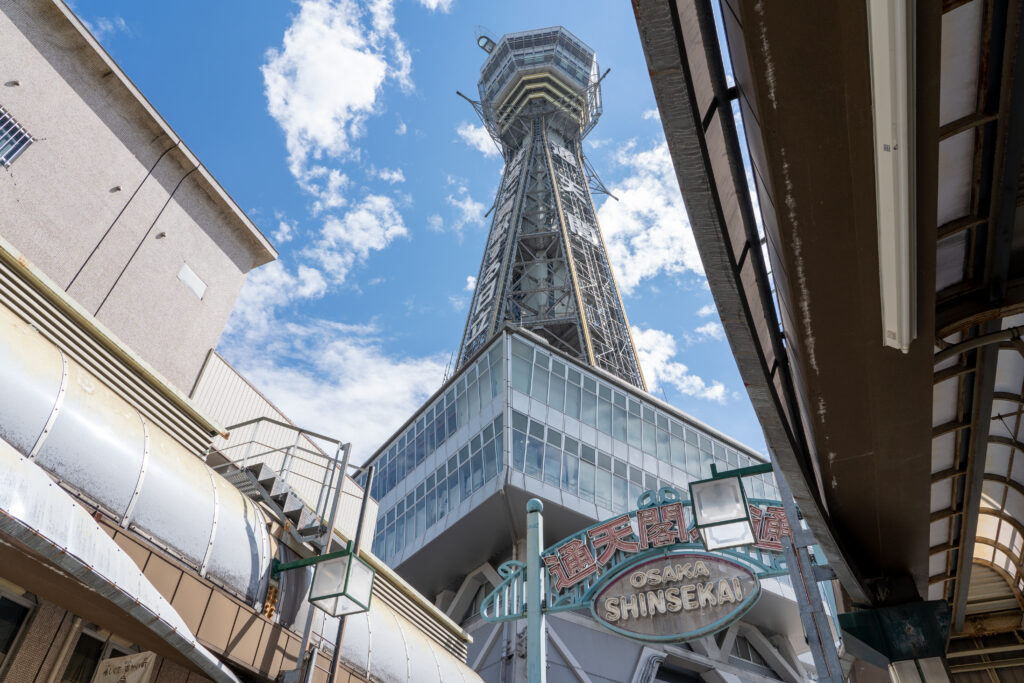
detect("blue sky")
(72, 0), (767, 461)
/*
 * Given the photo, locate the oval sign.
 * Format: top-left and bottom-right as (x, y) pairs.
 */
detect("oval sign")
(589, 550), (761, 642)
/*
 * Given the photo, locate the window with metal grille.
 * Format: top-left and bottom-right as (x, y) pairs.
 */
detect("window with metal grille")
(0, 106), (32, 168)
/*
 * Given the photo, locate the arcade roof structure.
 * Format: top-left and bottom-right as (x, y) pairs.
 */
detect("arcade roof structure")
(633, 0), (1024, 676)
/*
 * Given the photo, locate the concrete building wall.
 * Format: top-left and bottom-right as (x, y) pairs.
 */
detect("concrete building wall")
(0, 0), (274, 394)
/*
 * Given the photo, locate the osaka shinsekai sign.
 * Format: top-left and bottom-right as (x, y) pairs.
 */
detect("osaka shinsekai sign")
(480, 486), (802, 643)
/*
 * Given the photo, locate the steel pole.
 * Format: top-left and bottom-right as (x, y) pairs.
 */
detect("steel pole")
(329, 465), (375, 683)
(526, 498), (546, 683)
(775, 462), (845, 682)
(294, 444), (350, 677)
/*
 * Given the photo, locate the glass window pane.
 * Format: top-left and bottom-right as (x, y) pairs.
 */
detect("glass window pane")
(656, 429), (670, 462)
(581, 391), (597, 426)
(598, 399), (612, 434)
(448, 474), (460, 509)
(531, 367), (549, 402)
(562, 454), (579, 493)
(483, 440), (498, 481)
(579, 461), (595, 501)
(526, 437), (544, 478)
(642, 421), (656, 454)
(629, 482), (642, 509)
(471, 452), (484, 492)
(426, 490), (436, 527)
(613, 476), (628, 513)
(549, 375), (566, 412)
(513, 430), (527, 471)
(565, 384), (581, 419)
(0, 597), (29, 664)
(416, 500), (426, 536)
(544, 444), (561, 487)
(626, 411), (640, 447)
(511, 337), (533, 360)
(580, 444), (596, 464)
(598, 452), (612, 471)
(595, 469), (612, 507)
(61, 634), (103, 683)
(437, 482), (448, 521)
(513, 410), (529, 432)
(613, 406), (628, 442)
(461, 463), (472, 500)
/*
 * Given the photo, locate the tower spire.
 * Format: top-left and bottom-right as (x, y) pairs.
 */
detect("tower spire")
(457, 27), (645, 389)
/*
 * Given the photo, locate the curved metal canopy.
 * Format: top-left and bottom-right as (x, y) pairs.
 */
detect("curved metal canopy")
(0, 304), (271, 604)
(0, 437), (239, 683)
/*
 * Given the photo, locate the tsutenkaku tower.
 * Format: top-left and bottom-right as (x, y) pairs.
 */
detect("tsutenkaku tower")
(457, 27), (646, 389)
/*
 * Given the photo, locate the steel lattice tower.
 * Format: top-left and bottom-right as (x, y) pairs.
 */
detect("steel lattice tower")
(457, 27), (646, 389)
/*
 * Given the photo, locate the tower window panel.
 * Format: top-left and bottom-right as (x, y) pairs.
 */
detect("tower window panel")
(483, 440), (497, 481)
(581, 391), (597, 426)
(642, 422), (657, 454)
(512, 431), (527, 471)
(543, 444), (561, 487)
(612, 476), (628, 512)
(471, 452), (484, 491)
(525, 437), (544, 477)
(565, 385), (581, 419)
(579, 461), (595, 501)
(613, 406), (627, 442)
(580, 444), (595, 464)
(595, 469), (612, 507)
(562, 454), (579, 493)
(626, 412), (641, 448)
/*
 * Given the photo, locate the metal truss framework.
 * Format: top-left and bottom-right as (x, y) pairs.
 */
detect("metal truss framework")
(457, 47), (645, 389)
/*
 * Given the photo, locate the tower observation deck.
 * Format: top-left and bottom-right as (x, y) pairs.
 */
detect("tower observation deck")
(457, 27), (646, 389)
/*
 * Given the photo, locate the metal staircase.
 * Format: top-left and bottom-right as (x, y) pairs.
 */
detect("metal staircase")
(208, 417), (350, 553)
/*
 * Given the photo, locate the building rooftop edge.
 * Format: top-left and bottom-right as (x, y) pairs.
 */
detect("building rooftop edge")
(51, 0), (278, 268)
(0, 234), (227, 438)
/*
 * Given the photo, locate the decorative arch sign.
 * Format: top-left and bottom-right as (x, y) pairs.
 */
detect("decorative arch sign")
(480, 487), (812, 645)
(590, 550), (760, 642)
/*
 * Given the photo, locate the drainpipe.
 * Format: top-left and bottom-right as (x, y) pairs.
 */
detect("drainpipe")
(45, 616), (82, 683)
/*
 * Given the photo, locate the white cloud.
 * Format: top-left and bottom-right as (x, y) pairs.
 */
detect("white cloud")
(427, 214), (444, 232)
(445, 186), (485, 236)
(307, 167), (349, 215)
(457, 122), (500, 158)
(696, 304), (716, 317)
(642, 108), (661, 121)
(306, 194), (408, 283)
(465, 275), (477, 291)
(221, 317), (446, 458)
(632, 326), (727, 404)
(375, 167), (405, 184)
(395, 120), (407, 135)
(273, 217), (297, 244)
(83, 16), (129, 41)
(695, 321), (725, 341)
(417, 0), (454, 12)
(261, 0), (411, 179)
(228, 262), (328, 340)
(597, 141), (703, 295)
(448, 296), (466, 311)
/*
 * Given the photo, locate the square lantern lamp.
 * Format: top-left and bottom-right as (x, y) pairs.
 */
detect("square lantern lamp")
(309, 545), (376, 617)
(689, 474), (756, 551)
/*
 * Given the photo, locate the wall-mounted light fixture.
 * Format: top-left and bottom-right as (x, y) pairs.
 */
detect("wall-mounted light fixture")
(866, 0), (916, 353)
